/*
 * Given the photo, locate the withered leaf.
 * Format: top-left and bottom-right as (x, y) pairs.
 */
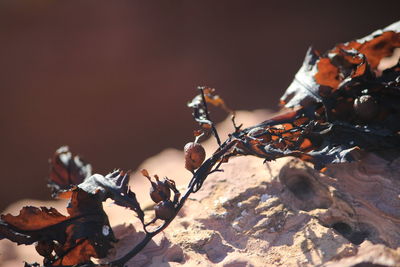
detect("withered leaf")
(78, 170), (144, 221)
(280, 47), (322, 108)
(48, 146), (92, 198)
(239, 21), (400, 169)
(281, 21), (400, 109)
(0, 147), (146, 266)
(0, 188), (116, 266)
(0, 207), (67, 245)
(202, 87), (230, 112)
(188, 86), (230, 129)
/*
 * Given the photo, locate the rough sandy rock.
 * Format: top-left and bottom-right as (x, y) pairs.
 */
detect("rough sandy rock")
(325, 241), (400, 267)
(1, 109), (400, 267)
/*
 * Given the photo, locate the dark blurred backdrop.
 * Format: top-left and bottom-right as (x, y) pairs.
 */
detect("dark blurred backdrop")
(0, 1), (398, 211)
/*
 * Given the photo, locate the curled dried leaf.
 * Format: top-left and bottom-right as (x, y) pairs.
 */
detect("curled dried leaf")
(0, 189), (116, 266)
(188, 86), (230, 129)
(1, 147), (145, 265)
(221, 21), (400, 171)
(202, 87), (231, 112)
(79, 170), (144, 221)
(48, 146), (92, 198)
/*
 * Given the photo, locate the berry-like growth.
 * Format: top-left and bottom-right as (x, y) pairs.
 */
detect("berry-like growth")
(141, 169), (171, 203)
(154, 200), (175, 220)
(354, 94), (379, 122)
(184, 142), (206, 173)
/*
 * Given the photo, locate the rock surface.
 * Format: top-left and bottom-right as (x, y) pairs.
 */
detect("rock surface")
(1, 110), (400, 267)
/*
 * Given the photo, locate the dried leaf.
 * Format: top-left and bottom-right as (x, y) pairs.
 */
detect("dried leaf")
(78, 170), (144, 221)
(280, 47), (322, 108)
(188, 86), (231, 129)
(241, 21), (400, 169)
(0, 188), (116, 265)
(0, 148), (145, 265)
(48, 146), (92, 198)
(281, 21), (400, 109)
(203, 87), (231, 112)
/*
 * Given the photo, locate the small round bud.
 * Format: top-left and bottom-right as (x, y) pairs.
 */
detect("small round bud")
(154, 200), (175, 220)
(354, 95), (379, 122)
(184, 142), (206, 173)
(149, 179), (171, 203)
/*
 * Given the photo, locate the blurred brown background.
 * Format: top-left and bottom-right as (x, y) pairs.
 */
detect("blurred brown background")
(0, 1), (398, 211)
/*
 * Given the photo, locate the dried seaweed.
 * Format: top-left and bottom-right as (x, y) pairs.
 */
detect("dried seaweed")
(48, 146), (92, 198)
(1, 189), (116, 266)
(1, 21), (400, 267)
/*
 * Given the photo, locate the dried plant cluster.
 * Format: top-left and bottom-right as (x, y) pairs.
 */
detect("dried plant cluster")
(1, 22), (400, 267)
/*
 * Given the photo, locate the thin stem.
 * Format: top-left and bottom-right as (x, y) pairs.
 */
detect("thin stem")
(199, 87), (222, 146)
(107, 139), (237, 266)
(109, 234), (153, 267)
(231, 113), (243, 133)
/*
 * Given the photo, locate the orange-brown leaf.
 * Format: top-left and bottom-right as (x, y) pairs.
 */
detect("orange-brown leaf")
(1, 207), (67, 231)
(48, 146), (92, 198)
(315, 57), (341, 90)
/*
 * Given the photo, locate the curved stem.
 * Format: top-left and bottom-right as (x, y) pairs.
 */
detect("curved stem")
(108, 138), (236, 266)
